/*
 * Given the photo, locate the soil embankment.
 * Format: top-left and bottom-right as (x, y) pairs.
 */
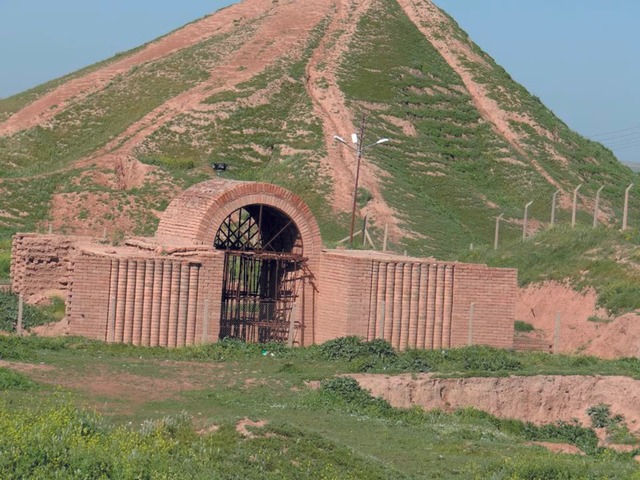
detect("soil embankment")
(353, 373), (640, 434)
(516, 282), (640, 358)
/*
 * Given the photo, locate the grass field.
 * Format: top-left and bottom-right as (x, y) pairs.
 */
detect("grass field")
(1, 335), (640, 478)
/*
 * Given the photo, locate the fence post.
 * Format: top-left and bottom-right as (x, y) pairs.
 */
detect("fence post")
(362, 216), (368, 247)
(494, 214), (504, 250)
(17, 295), (23, 336)
(553, 312), (561, 354)
(571, 184), (582, 228)
(623, 184), (634, 231)
(467, 303), (475, 346)
(382, 224), (388, 252)
(593, 185), (604, 228)
(551, 190), (561, 226)
(523, 201), (533, 241)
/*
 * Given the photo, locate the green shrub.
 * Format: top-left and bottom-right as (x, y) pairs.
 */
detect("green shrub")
(0, 253), (10, 280)
(514, 320), (534, 332)
(0, 292), (63, 332)
(459, 346), (523, 372)
(320, 336), (367, 361)
(525, 420), (599, 454)
(0, 367), (37, 390)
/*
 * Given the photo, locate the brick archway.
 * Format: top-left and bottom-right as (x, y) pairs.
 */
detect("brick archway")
(155, 178), (323, 257)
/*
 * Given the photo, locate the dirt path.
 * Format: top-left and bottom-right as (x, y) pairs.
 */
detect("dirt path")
(304, 0), (400, 234)
(353, 373), (640, 434)
(81, 1), (333, 169)
(0, 358), (227, 413)
(396, 0), (568, 198)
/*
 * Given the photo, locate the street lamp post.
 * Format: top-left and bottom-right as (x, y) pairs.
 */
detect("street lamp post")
(334, 117), (389, 247)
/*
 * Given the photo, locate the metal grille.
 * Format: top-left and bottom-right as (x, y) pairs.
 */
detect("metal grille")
(215, 205), (306, 344)
(219, 251), (304, 343)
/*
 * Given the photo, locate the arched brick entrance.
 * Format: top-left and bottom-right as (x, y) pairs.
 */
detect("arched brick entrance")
(156, 179), (323, 345)
(156, 178), (322, 257)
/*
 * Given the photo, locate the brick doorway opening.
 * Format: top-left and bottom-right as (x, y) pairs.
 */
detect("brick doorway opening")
(214, 205), (307, 343)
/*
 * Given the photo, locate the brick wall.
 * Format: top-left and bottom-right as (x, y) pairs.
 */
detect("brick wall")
(11, 233), (79, 299)
(450, 264), (517, 349)
(316, 251), (517, 350)
(66, 254), (112, 340)
(68, 252), (225, 346)
(316, 252), (372, 343)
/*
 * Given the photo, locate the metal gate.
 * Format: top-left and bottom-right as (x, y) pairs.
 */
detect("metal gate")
(219, 251), (305, 343)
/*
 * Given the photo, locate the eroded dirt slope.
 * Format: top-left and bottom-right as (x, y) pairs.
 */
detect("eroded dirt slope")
(353, 373), (640, 434)
(517, 282), (640, 359)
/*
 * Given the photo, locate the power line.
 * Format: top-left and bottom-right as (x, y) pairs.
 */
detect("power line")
(591, 130), (640, 142)
(588, 125), (640, 139)
(601, 135), (640, 148)
(610, 142), (640, 152)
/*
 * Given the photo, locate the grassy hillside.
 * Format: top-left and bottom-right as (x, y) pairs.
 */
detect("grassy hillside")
(336, 0), (638, 256)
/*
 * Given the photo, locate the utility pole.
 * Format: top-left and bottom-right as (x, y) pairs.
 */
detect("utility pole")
(334, 117), (390, 248)
(494, 213), (504, 250)
(523, 201), (533, 241)
(349, 117), (366, 248)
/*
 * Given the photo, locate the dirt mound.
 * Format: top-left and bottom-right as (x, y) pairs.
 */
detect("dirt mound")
(517, 282), (640, 358)
(352, 373), (640, 434)
(235, 418), (268, 438)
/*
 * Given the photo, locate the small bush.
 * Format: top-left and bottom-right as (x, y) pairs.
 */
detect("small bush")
(526, 419), (599, 454)
(0, 292), (62, 332)
(514, 320), (534, 332)
(588, 403), (613, 428)
(460, 346), (523, 372)
(587, 403), (624, 431)
(320, 336), (395, 361)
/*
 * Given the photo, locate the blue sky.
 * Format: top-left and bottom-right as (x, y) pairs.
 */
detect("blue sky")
(1, 1), (638, 164)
